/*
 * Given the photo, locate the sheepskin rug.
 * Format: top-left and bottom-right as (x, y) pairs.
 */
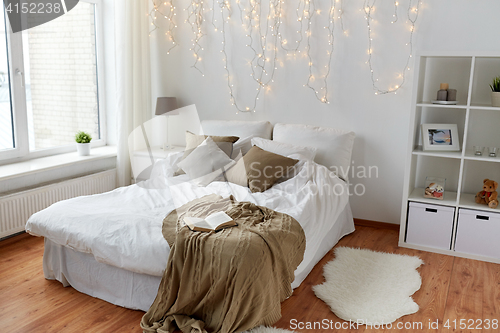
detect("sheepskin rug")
(245, 327), (295, 333)
(313, 247), (423, 325)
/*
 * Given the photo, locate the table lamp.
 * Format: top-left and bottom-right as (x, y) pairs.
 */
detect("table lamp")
(155, 97), (179, 149)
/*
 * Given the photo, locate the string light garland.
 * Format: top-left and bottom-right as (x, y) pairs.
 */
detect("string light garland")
(338, 0), (347, 35)
(149, 0), (423, 111)
(391, 0), (399, 24)
(185, 0), (207, 75)
(274, 0), (337, 104)
(277, 0), (305, 53)
(220, 0), (282, 113)
(303, 0), (336, 104)
(148, 0), (159, 35)
(149, 0), (178, 54)
(210, 0), (218, 31)
(363, 0), (421, 95)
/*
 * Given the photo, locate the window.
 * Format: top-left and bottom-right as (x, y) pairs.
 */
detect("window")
(0, 10), (13, 152)
(0, 0), (104, 162)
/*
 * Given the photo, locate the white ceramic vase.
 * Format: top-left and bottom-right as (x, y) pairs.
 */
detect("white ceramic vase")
(76, 143), (91, 156)
(492, 91), (500, 107)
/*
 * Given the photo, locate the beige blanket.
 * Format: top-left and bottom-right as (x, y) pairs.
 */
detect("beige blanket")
(141, 194), (306, 333)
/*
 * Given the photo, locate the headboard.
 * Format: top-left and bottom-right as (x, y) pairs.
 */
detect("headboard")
(201, 120), (273, 140)
(273, 123), (355, 181)
(198, 120), (355, 180)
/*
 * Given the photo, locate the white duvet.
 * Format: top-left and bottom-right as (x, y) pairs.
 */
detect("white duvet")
(26, 153), (352, 287)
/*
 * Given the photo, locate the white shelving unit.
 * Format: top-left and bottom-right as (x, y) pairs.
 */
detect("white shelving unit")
(399, 52), (500, 264)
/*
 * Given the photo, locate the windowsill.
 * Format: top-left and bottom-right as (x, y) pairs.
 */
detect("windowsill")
(0, 146), (117, 182)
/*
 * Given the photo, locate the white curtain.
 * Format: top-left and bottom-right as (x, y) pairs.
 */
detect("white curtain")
(114, 0), (152, 187)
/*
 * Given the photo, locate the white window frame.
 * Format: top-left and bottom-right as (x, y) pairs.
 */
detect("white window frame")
(0, 0), (106, 164)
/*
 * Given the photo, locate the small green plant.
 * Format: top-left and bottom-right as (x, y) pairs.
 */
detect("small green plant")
(490, 76), (500, 92)
(75, 131), (92, 144)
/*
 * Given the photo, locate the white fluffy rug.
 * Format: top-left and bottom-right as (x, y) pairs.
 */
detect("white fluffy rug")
(313, 247), (423, 325)
(245, 327), (295, 333)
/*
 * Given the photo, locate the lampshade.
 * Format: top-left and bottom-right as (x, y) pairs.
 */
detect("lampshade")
(155, 97), (179, 116)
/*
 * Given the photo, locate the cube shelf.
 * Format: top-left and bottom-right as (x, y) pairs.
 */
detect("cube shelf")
(400, 52), (500, 264)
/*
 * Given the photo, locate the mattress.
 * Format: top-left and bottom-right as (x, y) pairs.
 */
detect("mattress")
(43, 204), (354, 311)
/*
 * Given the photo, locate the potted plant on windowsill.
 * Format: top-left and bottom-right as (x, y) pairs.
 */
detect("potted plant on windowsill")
(75, 131), (92, 156)
(490, 76), (500, 107)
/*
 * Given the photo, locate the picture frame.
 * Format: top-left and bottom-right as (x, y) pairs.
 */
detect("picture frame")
(421, 123), (460, 151)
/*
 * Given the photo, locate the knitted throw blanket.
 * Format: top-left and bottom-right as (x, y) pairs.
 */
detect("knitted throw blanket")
(141, 194), (306, 333)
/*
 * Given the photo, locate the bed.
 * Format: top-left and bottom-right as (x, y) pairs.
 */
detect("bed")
(26, 120), (356, 317)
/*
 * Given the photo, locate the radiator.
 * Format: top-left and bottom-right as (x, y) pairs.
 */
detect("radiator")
(0, 169), (116, 239)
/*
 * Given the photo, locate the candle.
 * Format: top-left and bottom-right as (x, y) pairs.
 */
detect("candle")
(437, 90), (448, 101)
(447, 89), (457, 101)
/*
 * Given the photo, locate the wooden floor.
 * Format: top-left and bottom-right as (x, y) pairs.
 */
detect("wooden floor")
(1, 226), (499, 333)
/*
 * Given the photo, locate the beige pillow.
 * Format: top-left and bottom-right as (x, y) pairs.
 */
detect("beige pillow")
(224, 156), (247, 187)
(226, 146), (298, 193)
(175, 131), (239, 175)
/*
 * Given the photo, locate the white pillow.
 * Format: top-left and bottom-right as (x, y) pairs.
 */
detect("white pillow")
(149, 151), (185, 179)
(231, 135), (254, 159)
(273, 123), (355, 181)
(201, 120), (273, 139)
(177, 137), (235, 186)
(251, 137), (317, 161)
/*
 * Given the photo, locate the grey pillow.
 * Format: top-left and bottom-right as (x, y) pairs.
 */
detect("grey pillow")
(175, 131), (239, 176)
(177, 137), (235, 186)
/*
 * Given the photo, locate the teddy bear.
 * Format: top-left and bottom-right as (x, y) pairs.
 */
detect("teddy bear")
(475, 178), (499, 209)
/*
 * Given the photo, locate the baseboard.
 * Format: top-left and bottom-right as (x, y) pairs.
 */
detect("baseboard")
(0, 231), (29, 247)
(354, 218), (400, 231)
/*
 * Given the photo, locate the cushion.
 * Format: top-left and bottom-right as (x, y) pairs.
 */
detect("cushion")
(201, 120), (273, 140)
(177, 137), (235, 186)
(184, 131), (239, 157)
(223, 155), (248, 187)
(251, 137), (317, 161)
(274, 153), (307, 184)
(231, 135), (254, 159)
(229, 146), (298, 193)
(273, 123), (355, 181)
(176, 131), (239, 175)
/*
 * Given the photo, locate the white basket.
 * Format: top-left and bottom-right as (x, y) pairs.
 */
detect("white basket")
(455, 208), (500, 259)
(406, 202), (455, 250)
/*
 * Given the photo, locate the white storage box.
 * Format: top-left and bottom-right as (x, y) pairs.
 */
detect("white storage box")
(406, 202), (455, 250)
(455, 209), (500, 260)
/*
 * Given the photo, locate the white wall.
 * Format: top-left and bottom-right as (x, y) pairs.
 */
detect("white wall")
(150, 0), (500, 224)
